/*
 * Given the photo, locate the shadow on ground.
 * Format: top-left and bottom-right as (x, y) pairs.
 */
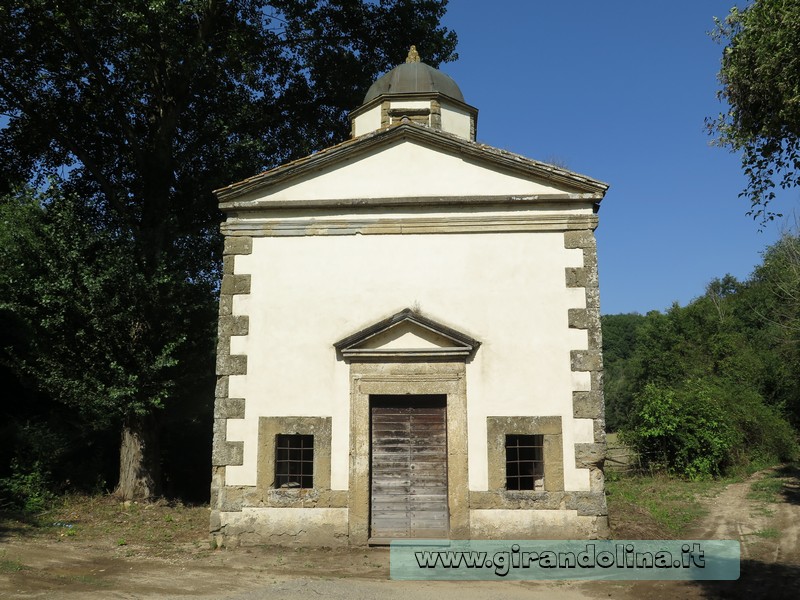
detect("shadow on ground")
(692, 558), (800, 599)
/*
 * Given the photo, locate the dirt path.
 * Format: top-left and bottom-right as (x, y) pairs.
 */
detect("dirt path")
(692, 468), (800, 563)
(600, 466), (800, 600)
(2, 468), (800, 599)
(679, 467), (800, 600)
(0, 541), (599, 600)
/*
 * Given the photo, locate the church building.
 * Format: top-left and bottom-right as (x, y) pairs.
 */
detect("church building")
(210, 47), (610, 546)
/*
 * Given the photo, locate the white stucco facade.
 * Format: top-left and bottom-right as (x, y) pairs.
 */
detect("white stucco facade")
(225, 230), (593, 492)
(210, 52), (610, 547)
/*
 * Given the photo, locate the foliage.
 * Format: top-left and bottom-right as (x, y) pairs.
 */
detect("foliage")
(601, 313), (646, 430)
(0, 184), (217, 498)
(0, 187), (215, 424)
(622, 382), (737, 479)
(0, 1), (457, 499)
(709, 0), (800, 223)
(0, 461), (55, 515)
(750, 231), (800, 422)
(0, 356), (117, 499)
(606, 232), (800, 478)
(621, 379), (797, 479)
(0, 0), (457, 231)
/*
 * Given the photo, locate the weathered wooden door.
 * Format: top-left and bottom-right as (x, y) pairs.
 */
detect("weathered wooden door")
(370, 395), (449, 541)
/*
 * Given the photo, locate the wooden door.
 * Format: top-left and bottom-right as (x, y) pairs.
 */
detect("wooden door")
(370, 395), (448, 541)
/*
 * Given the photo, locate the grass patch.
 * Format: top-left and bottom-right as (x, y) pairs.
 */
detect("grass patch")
(753, 528), (780, 539)
(0, 556), (27, 573)
(750, 505), (775, 518)
(606, 473), (729, 537)
(748, 472), (786, 504)
(0, 493), (211, 559)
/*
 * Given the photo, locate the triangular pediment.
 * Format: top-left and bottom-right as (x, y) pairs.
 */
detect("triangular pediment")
(334, 308), (480, 362)
(215, 123), (608, 209)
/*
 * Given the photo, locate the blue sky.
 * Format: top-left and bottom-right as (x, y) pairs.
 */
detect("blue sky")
(439, 1), (798, 315)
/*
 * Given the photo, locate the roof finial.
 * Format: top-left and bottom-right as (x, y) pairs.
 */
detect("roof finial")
(405, 45), (421, 63)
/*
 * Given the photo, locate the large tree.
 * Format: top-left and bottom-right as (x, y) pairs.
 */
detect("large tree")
(0, 0), (457, 500)
(0, 185), (214, 500)
(709, 0), (800, 223)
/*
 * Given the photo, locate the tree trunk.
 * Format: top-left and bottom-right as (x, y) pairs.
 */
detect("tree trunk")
(114, 415), (161, 501)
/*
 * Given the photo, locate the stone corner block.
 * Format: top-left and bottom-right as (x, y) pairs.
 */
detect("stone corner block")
(209, 509), (222, 533)
(574, 443), (606, 469)
(223, 237), (253, 256)
(218, 295), (233, 317)
(217, 354), (247, 376)
(212, 419), (244, 466)
(219, 315), (250, 337)
(570, 350), (603, 372)
(589, 465), (606, 492)
(212, 440), (244, 467)
(214, 397), (246, 419)
(572, 391), (603, 419)
(592, 515), (612, 539)
(593, 419), (607, 444)
(565, 267), (589, 288)
(215, 376), (230, 400)
(566, 491), (608, 517)
(220, 274), (251, 296)
(568, 308), (589, 330)
(564, 229), (595, 249)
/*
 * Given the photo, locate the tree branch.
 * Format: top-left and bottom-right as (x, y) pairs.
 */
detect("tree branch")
(59, 6), (149, 173)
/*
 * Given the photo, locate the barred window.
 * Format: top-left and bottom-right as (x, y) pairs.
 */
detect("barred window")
(505, 434), (544, 491)
(275, 434), (314, 489)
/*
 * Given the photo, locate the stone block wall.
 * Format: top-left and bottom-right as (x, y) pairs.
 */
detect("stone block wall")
(210, 236), (252, 547)
(564, 228), (610, 538)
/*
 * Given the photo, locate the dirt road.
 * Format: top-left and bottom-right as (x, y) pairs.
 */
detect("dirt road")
(2, 467), (800, 599)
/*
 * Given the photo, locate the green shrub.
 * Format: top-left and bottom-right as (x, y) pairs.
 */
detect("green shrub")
(622, 379), (799, 478)
(622, 381), (738, 478)
(0, 460), (55, 514)
(727, 388), (799, 466)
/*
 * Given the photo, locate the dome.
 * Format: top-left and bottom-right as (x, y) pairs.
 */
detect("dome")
(363, 46), (465, 104)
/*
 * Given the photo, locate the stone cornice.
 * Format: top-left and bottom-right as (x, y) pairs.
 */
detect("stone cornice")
(220, 213), (599, 237)
(218, 193), (604, 213)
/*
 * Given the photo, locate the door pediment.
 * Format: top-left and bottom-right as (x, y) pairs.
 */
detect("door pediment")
(334, 308), (480, 362)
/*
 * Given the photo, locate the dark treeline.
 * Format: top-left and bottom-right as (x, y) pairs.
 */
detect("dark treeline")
(603, 232), (800, 478)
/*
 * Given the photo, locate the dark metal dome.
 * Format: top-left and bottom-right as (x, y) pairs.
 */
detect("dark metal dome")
(363, 46), (464, 104)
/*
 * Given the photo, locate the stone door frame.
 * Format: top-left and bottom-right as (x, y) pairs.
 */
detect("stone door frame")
(347, 362), (469, 545)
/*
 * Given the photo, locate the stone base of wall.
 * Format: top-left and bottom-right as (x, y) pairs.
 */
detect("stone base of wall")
(212, 505), (610, 547)
(470, 509), (610, 540)
(214, 507), (350, 548)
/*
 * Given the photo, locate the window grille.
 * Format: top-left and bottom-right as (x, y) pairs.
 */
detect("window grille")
(505, 434), (544, 491)
(275, 434), (314, 489)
